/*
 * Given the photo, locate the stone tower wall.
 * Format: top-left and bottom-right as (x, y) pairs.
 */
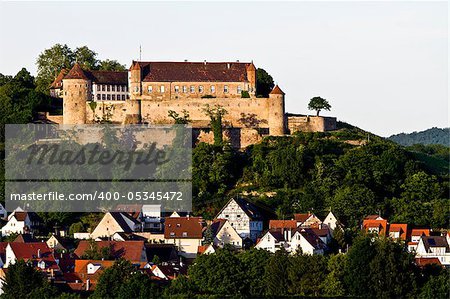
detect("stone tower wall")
(62, 79), (90, 124)
(268, 93), (285, 135)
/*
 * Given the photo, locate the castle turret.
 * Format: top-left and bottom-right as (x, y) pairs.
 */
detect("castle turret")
(129, 61), (142, 99)
(268, 85), (285, 136)
(62, 63), (90, 124)
(246, 62), (256, 96)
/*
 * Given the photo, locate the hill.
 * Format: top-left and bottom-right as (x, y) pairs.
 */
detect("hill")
(192, 122), (449, 230)
(388, 127), (449, 146)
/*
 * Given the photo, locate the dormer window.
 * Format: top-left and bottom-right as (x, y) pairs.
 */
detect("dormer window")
(170, 232), (175, 236)
(182, 232), (187, 237)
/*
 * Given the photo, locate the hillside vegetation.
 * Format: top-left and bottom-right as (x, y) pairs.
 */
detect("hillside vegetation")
(193, 123), (449, 230)
(388, 127), (449, 146)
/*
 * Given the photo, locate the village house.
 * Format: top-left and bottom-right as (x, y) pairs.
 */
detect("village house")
(388, 223), (408, 241)
(415, 235), (450, 266)
(90, 212), (141, 240)
(407, 228), (431, 252)
(66, 259), (117, 292)
(1, 210), (41, 237)
(322, 211), (339, 231)
(293, 213), (322, 227)
(362, 216), (388, 236)
(3, 242), (60, 272)
(209, 218), (242, 248)
(164, 216), (204, 258)
(215, 198), (265, 242)
(197, 244), (217, 255)
(151, 262), (187, 280)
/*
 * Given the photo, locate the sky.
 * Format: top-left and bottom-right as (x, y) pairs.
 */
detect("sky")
(0, 1), (447, 137)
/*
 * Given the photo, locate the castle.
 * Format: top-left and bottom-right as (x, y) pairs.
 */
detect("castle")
(49, 60), (336, 148)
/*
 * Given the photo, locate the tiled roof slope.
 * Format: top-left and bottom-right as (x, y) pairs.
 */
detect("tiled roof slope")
(134, 61), (251, 82)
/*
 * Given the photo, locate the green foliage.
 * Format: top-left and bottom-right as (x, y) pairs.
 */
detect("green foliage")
(1, 259), (58, 298)
(35, 44), (126, 93)
(241, 90), (250, 98)
(256, 68), (274, 97)
(200, 94), (216, 98)
(308, 96), (331, 116)
(81, 239), (114, 260)
(98, 59), (127, 71)
(168, 109), (190, 124)
(419, 269), (450, 299)
(202, 104), (227, 146)
(92, 259), (159, 298)
(389, 127), (449, 146)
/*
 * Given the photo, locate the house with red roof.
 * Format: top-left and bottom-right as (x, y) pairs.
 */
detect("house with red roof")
(388, 223), (408, 241)
(293, 213), (322, 227)
(4, 242), (60, 273)
(209, 219), (242, 248)
(362, 218), (388, 236)
(164, 216), (204, 258)
(269, 220), (298, 230)
(1, 210), (41, 237)
(90, 212), (141, 240)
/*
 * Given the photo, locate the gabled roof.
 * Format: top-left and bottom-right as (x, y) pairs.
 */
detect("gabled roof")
(420, 236), (450, 253)
(294, 213), (315, 223)
(8, 242), (59, 270)
(164, 217), (203, 239)
(270, 85), (285, 95)
(362, 219), (388, 236)
(410, 228), (430, 237)
(221, 198), (265, 221)
(134, 61), (252, 82)
(295, 227), (327, 250)
(210, 219), (228, 236)
(269, 220), (298, 230)
(388, 223), (408, 240)
(74, 240), (145, 262)
(152, 263), (187, 280)
(267, 229), (287, 242)
(364, 215), (385, 221)
(89, 70), (128, 85)
(108, 212), (140, 233)
(8, 211), (40, 222)
(114, 204), (143, 220)
(13, 233), (37, 243)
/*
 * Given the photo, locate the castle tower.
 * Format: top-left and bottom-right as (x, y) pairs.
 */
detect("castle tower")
(129, 61), (142, 99)
(246, 62), (257, 96)
(62, 63), (90, 124)
(268, 85), (285, 136)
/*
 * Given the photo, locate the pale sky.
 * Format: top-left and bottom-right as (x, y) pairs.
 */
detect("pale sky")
(0, 1), (447, 137)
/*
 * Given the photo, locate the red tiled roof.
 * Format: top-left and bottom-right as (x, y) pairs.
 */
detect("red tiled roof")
(135, 61), (251, 82)
(197, 245), (209, 255)
(294, 213), (313, 223)
(74, 241), (145, 262)
(388, 223), (408, 240)
(269, 220), (298, 230)
(64, 63), (90, 80)
(9, 242), (59, 270)
(362, 219), (388, 236)
(410, 228), (430, 236)
(50, 69), (68, 89)
(270, 85), (285, 95)
(164, 217), (203, 239)
(89, 70), (128, 85)
(415, 257), (442, 267)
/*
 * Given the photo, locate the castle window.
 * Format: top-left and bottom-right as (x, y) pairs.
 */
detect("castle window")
(102, 94), (106, 100)
(199, 86), (204, 93)
(107, 85), (110, 92)
(148, 86), (153, 93)
(174, 86), (179, 93)
(237, 86), (242, 94)
(97, 94), (100, 100)
(122, 95), (126, 100)
(182, 86), (187, 93)
(107, 94), (110, 100)
(102, 85), (105, 91)
(112, 85), (115, 92)
(112, 94), (116, 100)
(121, 85), (125, 92)
(211, 85), (215, 93)
(160, 85), (165, 93)
(190, 86), (195, 93)
(224, 85), (229, 93)
(97, 85), (100, 91)
(134, 86), (139, 92)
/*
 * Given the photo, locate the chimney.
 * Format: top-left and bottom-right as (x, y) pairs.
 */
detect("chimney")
(287, 229), (292, 241)
(204, 60), (207, 65)
(37, 249), (41, 259)
(86, 279), (90, 291)
(227, 63), (230, 69)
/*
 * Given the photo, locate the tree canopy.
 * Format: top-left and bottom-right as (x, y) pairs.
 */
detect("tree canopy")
(308, 96), (331, 116)
(256, 68), (274, 97)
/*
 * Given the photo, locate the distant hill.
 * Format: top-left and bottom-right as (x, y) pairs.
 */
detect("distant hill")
(388, 127), (449, 146)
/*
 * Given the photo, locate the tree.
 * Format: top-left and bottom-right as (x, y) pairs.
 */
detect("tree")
(36, 44), (74, 93)
(239, 249), (271, 296)
(1, 259), (57, 298)
(419, 269), (450, 299)
(98, 59), (127, 71)
(308, 96), (331, 116)
(91, 259), (135, 298)
(168, 109), (190, 124)
(73, 46), (99, 70)
(264, 248), (290, 296)
(202, 104), (227, 146)
(116, 272), (160, 299)
(256, 68), (274, 97)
